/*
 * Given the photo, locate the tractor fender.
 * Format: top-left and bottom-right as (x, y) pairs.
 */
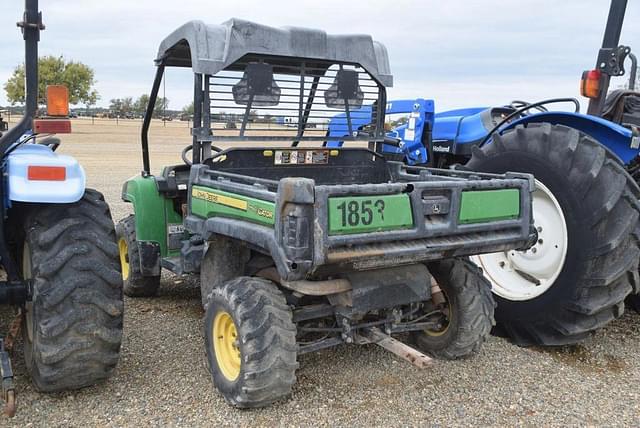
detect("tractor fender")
(6, 144), (85, 203)
(503, 111), (638, 164)
(122, 175), (169, 258)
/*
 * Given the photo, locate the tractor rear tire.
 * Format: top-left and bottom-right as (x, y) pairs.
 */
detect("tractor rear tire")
(466, 123), (640, 345)
(22, 189), (123, 391)
(413, 259), (495, 359)
(116, 215), (160, 297)
(204, 276), (298, 408)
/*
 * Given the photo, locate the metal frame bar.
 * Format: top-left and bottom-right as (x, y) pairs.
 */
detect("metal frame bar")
(0, 0), (40, 155)
(292, 75), (321, 147)
(239, 94), (254, 137)
(141, 64), (165, 175)
(192, 73), (204, 164)
(629, 53), (637, 91)
(588, 0), (628, 115)
(0, 0), (43, 284)
(201, 74), (212, 160)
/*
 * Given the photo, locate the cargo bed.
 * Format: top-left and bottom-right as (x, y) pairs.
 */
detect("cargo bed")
(184, 147), (535, 280)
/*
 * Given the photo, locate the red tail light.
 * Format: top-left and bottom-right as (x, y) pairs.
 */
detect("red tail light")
(33, 118), (72, 134)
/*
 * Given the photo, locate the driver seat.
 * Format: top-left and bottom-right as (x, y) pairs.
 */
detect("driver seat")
(602, 89), (640, 128)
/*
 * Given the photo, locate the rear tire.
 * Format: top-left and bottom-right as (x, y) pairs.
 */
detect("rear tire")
(22, 189), (123, 391)
(204, 276), (298, 408)
(116, 215), (160, 297)
(413, 259), (495, 359)
(466, 123), (640, 345)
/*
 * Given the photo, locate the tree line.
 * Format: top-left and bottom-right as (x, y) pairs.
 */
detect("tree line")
(108, 95), (169, 119)
(2, 56), (193, 118)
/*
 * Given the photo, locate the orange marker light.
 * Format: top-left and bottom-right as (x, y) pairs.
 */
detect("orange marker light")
(580, 69), (602, 99)
(27, 166), (66, 181)
(46, 85), (70, 117)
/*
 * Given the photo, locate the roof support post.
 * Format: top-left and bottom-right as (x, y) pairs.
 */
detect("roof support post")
(141, 63), (165, 175)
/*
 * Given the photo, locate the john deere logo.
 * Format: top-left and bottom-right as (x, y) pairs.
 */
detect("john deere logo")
(192, 188), (247, 210)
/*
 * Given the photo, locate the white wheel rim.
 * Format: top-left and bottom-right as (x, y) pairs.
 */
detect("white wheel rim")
(471, 179), (568, 301)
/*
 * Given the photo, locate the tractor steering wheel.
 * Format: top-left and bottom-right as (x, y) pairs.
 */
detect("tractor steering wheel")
(181, 144), (223, 166)
(181, 145), (192, 165)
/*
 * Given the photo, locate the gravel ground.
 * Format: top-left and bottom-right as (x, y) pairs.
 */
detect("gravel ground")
(1, 119), (639, 427)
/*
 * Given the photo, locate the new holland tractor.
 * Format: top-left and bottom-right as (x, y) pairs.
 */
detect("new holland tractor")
(328, 0), (640, 346)
(0, 0), (123, 416)
(117, 18), (538, 407)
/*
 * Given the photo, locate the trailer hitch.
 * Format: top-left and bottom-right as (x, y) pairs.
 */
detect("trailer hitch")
(356, 327), (433, 369)
(0, 339), (16, 417)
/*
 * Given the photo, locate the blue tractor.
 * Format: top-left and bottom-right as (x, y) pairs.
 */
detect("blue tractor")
(328, 0), (640, 346)
(0, 0), (123, 416)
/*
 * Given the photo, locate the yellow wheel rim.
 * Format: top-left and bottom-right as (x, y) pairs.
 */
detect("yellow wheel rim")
(425, 319), (450, 337)
(425, 290), (452, 337)
(213, 311), (241, 381)
(118, 238), (130, 281)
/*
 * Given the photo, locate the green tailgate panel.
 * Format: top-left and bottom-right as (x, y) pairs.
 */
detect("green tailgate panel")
(328, 194), (413, 235)
(459, 189), (520, 224)
(191, 186), (276, 227)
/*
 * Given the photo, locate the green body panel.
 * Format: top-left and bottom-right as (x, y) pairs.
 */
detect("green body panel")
(122, 175), (183, 257)
(190, 186), (276, 227)
(458, 189), (520, 224)
(328, 194), (413, 235)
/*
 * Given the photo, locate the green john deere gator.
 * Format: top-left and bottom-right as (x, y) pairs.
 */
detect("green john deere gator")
(118, 19), (536, 407)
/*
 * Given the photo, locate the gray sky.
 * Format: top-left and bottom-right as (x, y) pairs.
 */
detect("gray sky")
(1, 0), (639, 111)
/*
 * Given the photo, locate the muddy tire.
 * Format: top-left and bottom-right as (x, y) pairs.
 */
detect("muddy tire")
(413, 259), (495, 359)
(22, 189), (123, 392)
(466, 123), (640, 345)
(116, 215), (160, 297)
(204, 276), (297, 408)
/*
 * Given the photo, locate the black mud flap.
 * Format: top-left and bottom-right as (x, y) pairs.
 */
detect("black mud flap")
(137, 241), (161, 276)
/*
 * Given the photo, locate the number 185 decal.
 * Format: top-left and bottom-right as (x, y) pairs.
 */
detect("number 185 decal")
(328, 194), (414, 235)
(336, 199), (385, 227)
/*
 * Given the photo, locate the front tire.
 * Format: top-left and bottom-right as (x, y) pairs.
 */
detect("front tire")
(204, 277), (298, 408)
(466, 123), (640, 345)
(413, 259), (495, 359)
(22, 189), (124, 391)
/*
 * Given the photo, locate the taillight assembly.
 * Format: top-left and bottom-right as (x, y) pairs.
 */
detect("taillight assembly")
(580, 69), (603, 99)
(27, 165), (66, 181)
(33, 119), (72, 134)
